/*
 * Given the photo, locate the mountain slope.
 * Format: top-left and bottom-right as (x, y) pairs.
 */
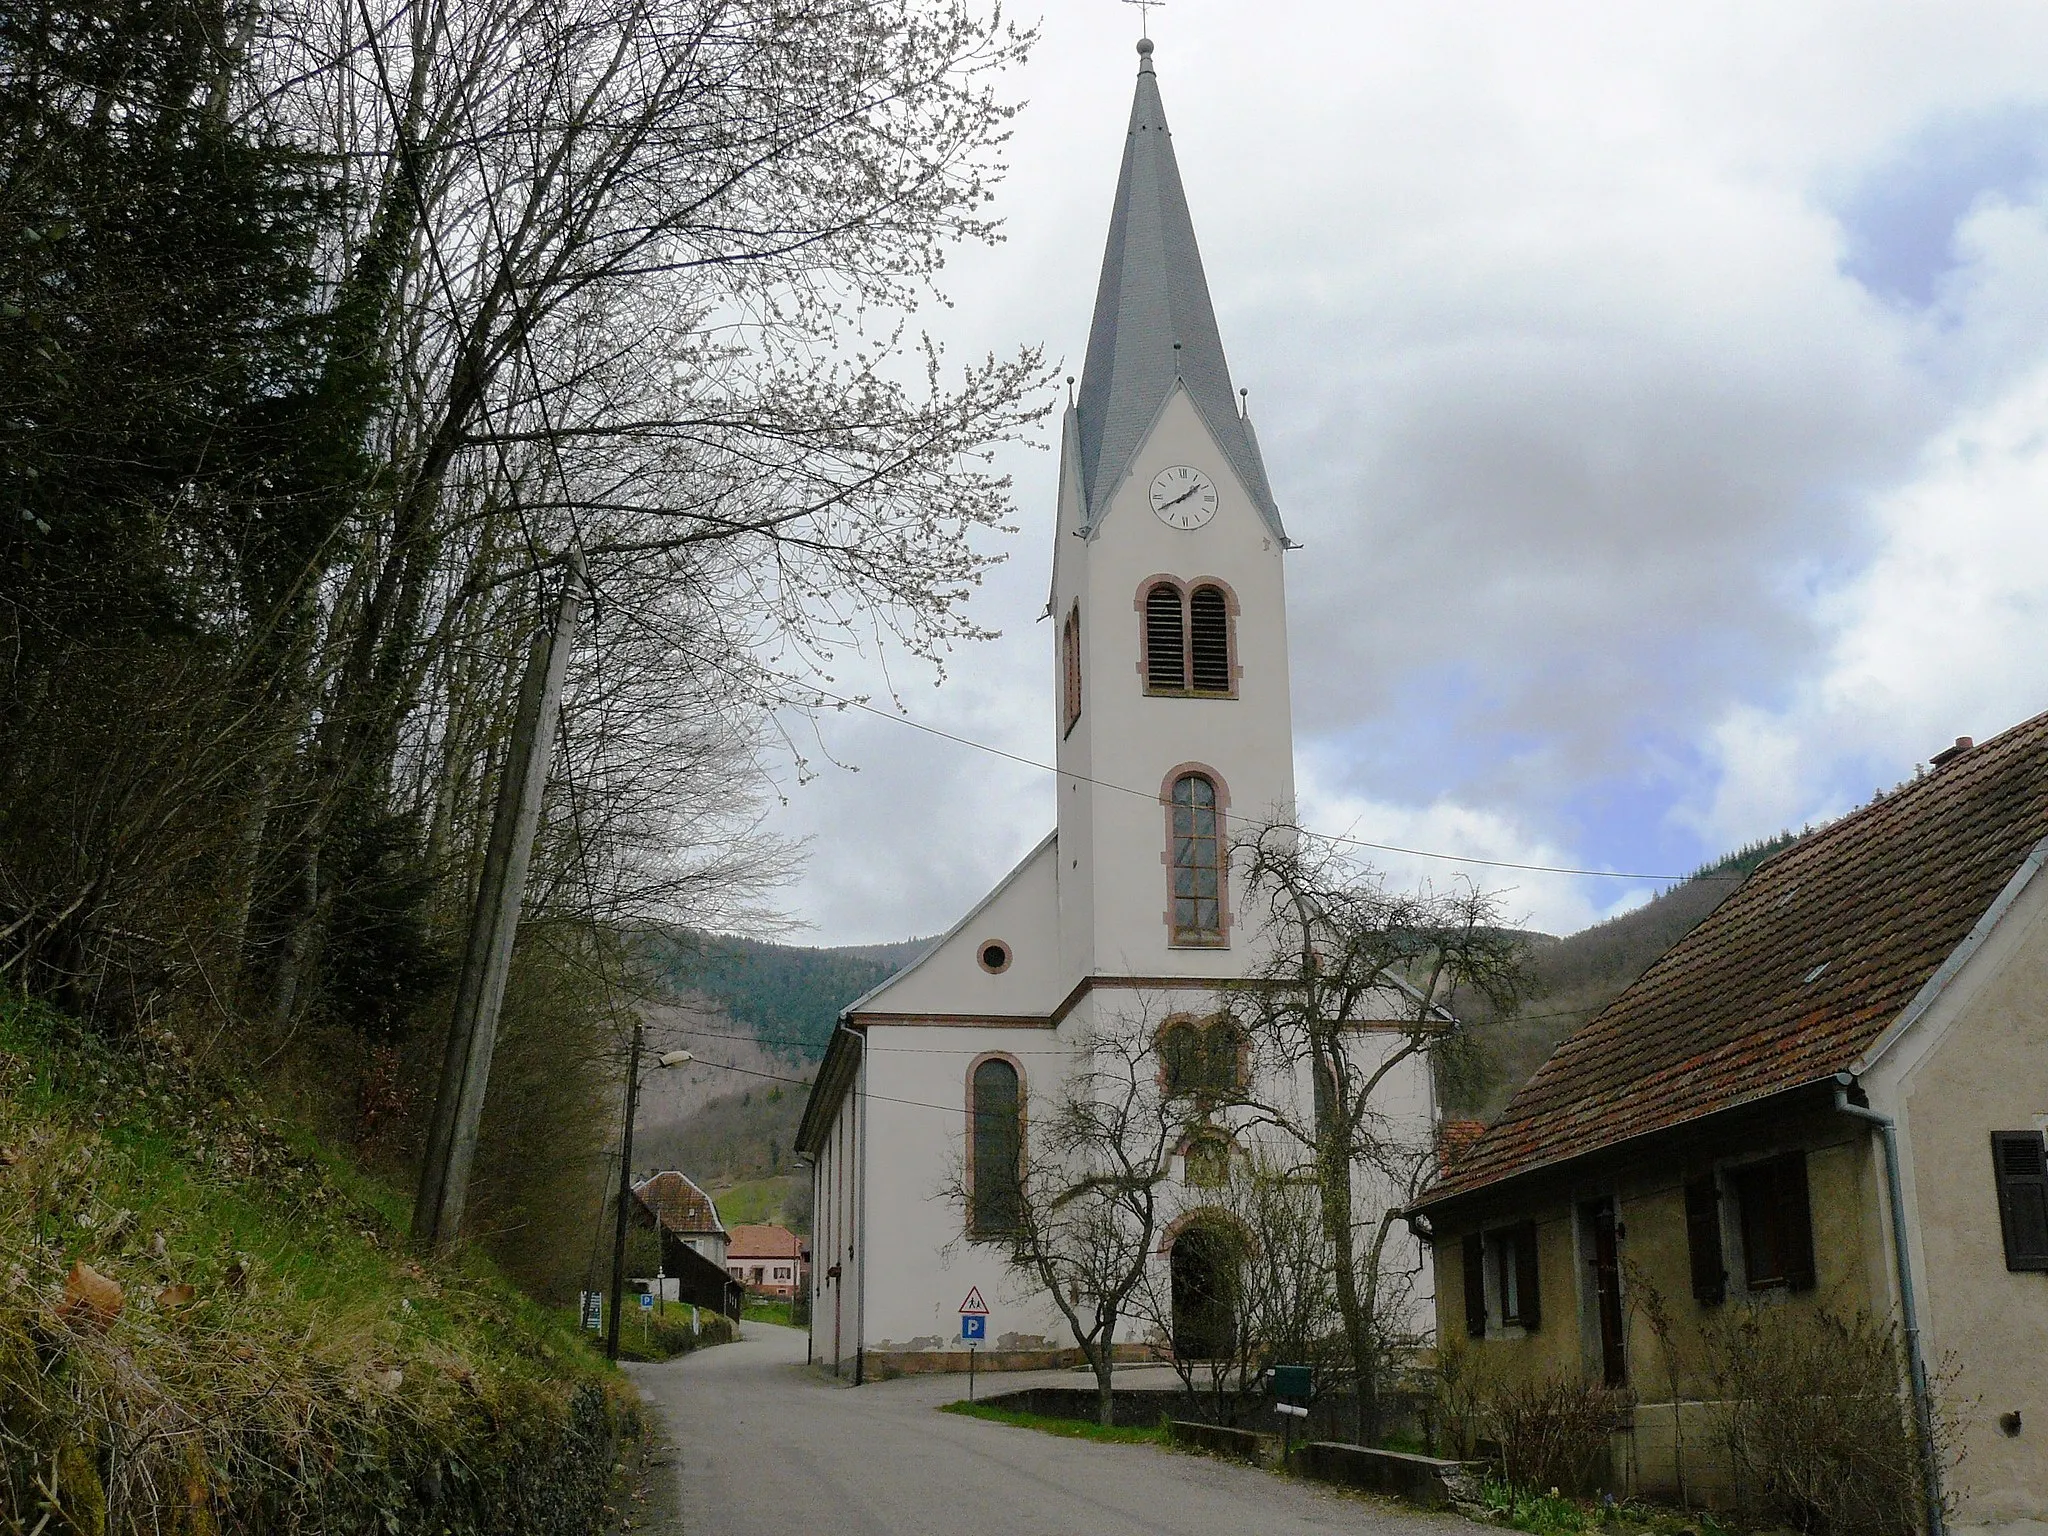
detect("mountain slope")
(1452, 832), (1801, 1119)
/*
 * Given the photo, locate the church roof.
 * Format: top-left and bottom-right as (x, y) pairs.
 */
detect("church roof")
(1076, 41), (1286, 542)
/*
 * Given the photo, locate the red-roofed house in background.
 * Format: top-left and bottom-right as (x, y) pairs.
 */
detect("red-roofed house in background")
(1410, 714), (2048, 1532)
(726, 1224), (807, 1300)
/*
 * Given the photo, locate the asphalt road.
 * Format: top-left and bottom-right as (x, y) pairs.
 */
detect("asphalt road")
(626, 1322), (1474, 1536)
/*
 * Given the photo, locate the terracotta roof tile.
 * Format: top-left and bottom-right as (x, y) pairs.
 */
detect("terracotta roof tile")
(1419, 709), (2048, 1206)
(726, 1223), (803, 1259)
(633, 1171), (725, 1236)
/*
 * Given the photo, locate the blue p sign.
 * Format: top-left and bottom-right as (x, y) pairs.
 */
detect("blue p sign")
(961, 1313), (987, 1342)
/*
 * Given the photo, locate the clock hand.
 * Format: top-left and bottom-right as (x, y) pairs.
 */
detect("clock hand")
(1159, 483), (1202, 510)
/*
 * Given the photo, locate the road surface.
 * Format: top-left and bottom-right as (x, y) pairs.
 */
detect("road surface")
(626, 1322), (1474, 1536)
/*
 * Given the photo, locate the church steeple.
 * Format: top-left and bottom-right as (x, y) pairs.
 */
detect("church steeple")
(1074, 39), (1285, 541)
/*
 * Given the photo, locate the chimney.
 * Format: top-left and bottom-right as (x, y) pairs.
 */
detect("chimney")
(1930, 736), (1974, 769)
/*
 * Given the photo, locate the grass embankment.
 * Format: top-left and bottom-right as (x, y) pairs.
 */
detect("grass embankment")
(940, 1401), (1171, 1446)
(0, 998), (635, 1534)
(741, 1297), (797, 1327)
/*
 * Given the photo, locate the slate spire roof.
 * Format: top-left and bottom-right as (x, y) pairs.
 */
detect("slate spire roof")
(1075, 40), (1286, 540)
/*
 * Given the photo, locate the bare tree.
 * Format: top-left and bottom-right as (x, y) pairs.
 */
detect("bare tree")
(1130, 1143), (1350, 1428)
(944, 1003), (1195, 1427)
(1225, 825), (1524, 1443)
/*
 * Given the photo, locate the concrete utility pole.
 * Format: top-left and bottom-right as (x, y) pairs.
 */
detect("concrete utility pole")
(606, 1020), (645, 1363)
(413, 553), (585, 1254)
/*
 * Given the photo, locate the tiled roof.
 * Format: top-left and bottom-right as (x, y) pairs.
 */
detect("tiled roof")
(726, 1223), (803, 1260)
(1436, 1119), (1488, 1176)
(633, 1171), (724, 1236)
(1420, 710), (2048, 1206)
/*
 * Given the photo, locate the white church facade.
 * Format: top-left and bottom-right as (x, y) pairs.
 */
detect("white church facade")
(796, 39), (1439, 1380)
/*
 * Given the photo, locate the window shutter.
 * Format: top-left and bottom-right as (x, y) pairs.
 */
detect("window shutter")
(1461, 1232), (1487, 1339)
(1145, 584), (1186, 690)
(1992, 1131), (2048, 1272)
(1684, 1176), (1726, 1305)
(1512, 1220), (1542, 1331)
(1779, 1152), (1816, 1293)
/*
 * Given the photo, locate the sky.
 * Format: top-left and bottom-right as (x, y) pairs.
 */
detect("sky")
(750, 0), (2048, 946)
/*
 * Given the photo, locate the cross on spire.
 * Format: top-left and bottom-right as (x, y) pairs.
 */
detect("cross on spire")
(1120, 0), (1163, 40)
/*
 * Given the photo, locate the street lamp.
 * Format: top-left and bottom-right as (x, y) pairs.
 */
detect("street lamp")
(606, 1023), (693, 1362)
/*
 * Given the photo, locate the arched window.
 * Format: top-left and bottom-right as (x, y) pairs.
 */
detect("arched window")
(1062, 603), (1083, 734)
(969, 1057), (1023, 1238)
(1170, 773), (1224, 945)
(1189, 585), (1230, 692)
(1160, 1014), (1244, 1099)
(1145, 583), (1186, 691)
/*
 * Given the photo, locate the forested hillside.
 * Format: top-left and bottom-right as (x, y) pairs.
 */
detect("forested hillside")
(1452, 832), (1802, 1119)
(648, 933), (931, 1062)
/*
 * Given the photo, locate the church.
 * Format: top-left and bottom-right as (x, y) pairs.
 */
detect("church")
(795, 38), (1438, 1380)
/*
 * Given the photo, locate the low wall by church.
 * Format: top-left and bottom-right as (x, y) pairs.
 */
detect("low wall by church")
(859, 1342), (1155, 1379)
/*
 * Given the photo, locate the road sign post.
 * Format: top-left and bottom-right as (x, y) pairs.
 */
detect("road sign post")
(960, 1288), (990, 1401)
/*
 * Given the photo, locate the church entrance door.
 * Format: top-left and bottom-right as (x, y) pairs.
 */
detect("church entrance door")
(1170, 1219), (1239, 1359)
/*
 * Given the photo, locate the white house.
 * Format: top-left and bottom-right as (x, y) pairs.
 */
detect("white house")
(795, 39), (1439, 1381)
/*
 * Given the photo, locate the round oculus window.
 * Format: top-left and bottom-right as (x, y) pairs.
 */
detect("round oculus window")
(978, 940), (1012, 974)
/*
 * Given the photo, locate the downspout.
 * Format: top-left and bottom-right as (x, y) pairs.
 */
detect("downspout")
(1833, 1073), (1945, 1536)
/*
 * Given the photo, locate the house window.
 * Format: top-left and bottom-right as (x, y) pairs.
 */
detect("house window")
(1462, 1222), (1541, 1337)
(1145, 583), (1186, 690)
(1684, 1175), (1727, 1304)
(969, 1057), (1023, 1239)
(1991, 1131), (2048, 1271)
(1169, 772), (1224, 945)
(1062, 603), (1083, 734)
(1160, 1014), (1242, 1100)
(1190, 585), (1230, 692)
(1728, 1152), (1816, 1292)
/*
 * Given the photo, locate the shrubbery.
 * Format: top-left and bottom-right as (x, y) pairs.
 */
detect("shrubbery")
(1702, 1300), (1951, 1536)
(1433, 1347), (1634, 1494)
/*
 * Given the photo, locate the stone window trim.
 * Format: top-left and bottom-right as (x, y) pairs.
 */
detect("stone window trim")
(1061, 602), (1083, 737)
(1158, 762), (1233, 947)
(1155, 1012), (1250, 1099)
(1175, 1126), (1240, 1190)
(1157, 1205), (1252, 1256)
(976, 938), (1013, 975)
(1133, 575), (1242, 698)
(964, 1051), (1028, 1242)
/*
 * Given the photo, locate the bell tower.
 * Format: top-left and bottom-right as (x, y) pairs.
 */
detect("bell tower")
(1052, 38), (1297, 985)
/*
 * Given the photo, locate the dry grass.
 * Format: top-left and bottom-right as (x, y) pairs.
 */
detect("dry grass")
(0, 998), (635, 1535)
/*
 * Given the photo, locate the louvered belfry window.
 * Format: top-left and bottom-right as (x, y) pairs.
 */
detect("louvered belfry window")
(1992, 1131), (2048, 1271)
(1170, 773), (1223, 944)
(1146, 583), (1186, 690)
(1190, 585), (1230, 692)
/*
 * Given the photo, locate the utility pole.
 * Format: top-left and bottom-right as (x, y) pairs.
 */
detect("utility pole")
(413, 553), (585, 1254)
(603, 1033), (692, 1362)
(606, 1020), (645, 1362)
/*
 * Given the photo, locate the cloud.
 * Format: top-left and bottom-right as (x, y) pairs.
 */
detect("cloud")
(741, 2), (2048, 945)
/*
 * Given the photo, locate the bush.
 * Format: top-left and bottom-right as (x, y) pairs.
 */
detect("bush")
(1487, 1374), (1634, 1495)
(1431, 1347), (1632, 1494)
(1701, 1300), (1948, 1536)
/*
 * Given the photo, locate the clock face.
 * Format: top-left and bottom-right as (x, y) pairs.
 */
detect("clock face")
(1150, 465), (1219, 529)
